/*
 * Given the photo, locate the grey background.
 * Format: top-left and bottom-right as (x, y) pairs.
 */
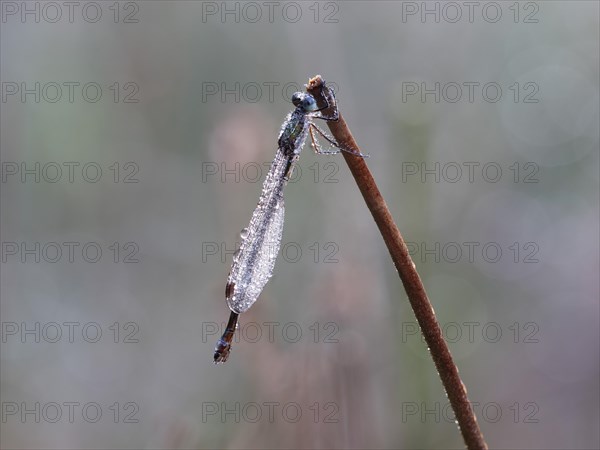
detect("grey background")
(1, 1), (598, 449)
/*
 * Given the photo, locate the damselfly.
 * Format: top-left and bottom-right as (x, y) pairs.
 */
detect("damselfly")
(214, 81), (366, 363)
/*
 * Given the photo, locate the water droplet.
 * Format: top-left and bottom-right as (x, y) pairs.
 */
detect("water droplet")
(240, 228), (249, 239)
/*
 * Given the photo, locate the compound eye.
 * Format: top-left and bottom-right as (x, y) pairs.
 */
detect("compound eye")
(302, 95), (318, 112)
(291, 92), (303, 107)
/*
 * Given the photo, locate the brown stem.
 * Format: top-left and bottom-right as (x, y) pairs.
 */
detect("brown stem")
(307, 75), (488, 450)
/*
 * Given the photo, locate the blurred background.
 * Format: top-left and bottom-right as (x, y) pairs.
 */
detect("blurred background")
(1, 1), (598, 449)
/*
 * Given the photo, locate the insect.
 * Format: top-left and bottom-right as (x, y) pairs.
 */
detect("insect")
(214, 81), (366, 363)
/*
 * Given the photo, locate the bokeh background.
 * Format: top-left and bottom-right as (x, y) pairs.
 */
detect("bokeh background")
(1, 1), (598, 449)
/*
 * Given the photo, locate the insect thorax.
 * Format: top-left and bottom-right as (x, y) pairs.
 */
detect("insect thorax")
(278, 109), (309, 156)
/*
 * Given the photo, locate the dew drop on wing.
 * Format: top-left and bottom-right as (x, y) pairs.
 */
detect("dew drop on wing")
(240, 228), (249, 240)
(227, 196), (286, 314)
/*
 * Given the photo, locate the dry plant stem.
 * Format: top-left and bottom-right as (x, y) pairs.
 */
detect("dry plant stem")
(307, 76), (488, 450)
